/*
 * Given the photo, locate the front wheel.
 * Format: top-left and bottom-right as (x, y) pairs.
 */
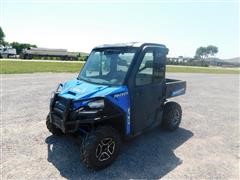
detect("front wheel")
(162, 101), (182, 131)
(81, 126), (121, 170)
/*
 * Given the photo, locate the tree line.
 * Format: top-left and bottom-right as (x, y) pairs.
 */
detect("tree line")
(0, 27), (37, 54)
(1, 26), (219, 65)
(166, 45), (218, 66)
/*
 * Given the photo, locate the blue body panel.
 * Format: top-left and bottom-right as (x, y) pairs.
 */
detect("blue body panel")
(59, 78), (131, 134)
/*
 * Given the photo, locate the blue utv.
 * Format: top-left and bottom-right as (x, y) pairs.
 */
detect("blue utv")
(46, 42), (186, 170)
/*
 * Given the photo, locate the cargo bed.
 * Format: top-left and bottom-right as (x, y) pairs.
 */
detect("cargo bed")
(165, 79), (186, 99)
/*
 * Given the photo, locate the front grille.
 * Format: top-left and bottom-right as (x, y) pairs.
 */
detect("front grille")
(55, 101), (65, 111)
(50, 94), (74, 132)
(51, 114), (64, 129)
(52, 95), (70, 119)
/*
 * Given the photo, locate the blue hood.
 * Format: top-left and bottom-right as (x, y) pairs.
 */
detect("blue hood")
(58, 78), (131, 135)
(59, 78), (125, 100)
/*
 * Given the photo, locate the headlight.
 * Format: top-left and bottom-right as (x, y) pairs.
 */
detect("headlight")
(88, 99), (104, 109)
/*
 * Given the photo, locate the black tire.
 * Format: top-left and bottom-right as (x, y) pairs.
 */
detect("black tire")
(162, 101), (182, 131)
(81, 126), (121, 170)
(46, 115), (63, 136)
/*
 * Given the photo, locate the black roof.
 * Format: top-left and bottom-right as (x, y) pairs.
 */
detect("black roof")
(94, 42), (167, 49)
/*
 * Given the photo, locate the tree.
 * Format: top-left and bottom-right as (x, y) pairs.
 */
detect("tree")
(206, 45), (218, 57)
(195, 47), (208, 59)
(0, 26), (5, 45)
(195, 45), (219, 59)
(10, 42), (37, 54)
(195, 45), (219, 66)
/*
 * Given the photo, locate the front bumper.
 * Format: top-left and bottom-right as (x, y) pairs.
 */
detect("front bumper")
(49, 93), (102, 133)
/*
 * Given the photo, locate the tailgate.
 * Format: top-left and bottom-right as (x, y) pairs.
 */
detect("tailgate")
(165, 79), (186, 98)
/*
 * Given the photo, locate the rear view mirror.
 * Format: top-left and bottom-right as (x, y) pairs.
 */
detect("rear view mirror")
(104, 49), (121, 55)
(118, 59), (128, 66)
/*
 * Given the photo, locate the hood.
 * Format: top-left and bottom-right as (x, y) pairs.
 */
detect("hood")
(59, 78), (125, 100)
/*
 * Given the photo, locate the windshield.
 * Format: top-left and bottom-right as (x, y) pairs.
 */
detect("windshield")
(79, 48), (137, 85)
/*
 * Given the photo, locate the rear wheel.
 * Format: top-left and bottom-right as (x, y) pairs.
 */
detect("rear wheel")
(81, 126), (121, 170)
(46, 114), (63, 135)
(162, 101), (182, 131)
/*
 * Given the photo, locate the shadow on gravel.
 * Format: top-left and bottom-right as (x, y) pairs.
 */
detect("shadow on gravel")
(45, 127), (193, 179)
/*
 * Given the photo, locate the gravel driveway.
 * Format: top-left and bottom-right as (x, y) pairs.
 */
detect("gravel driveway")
(1, 73), (239, 179)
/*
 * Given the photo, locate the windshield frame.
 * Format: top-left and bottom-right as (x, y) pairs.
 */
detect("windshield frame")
(78, 47), (139, 86)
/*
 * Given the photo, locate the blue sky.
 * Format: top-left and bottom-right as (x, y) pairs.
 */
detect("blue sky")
(1, 0), (239, 58)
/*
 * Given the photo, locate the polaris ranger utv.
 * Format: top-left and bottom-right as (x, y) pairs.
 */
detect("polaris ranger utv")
(46, 42), (186, 170)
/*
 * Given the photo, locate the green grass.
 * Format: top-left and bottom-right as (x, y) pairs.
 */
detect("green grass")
(1, 60), (239, 74)
(1, 60), (84, 74)
(167, 65), (240, 74)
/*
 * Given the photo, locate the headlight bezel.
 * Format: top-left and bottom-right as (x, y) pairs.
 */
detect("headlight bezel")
(87, 99), (105, 109)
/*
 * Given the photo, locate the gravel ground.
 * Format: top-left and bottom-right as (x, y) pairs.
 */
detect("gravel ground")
(1, 73), (239, 179)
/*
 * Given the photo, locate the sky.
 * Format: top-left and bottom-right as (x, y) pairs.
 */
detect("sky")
(1, 0), (239, 59)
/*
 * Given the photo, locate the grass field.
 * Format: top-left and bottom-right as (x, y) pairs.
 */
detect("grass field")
(1, 60), (84, 74)
(166, 65), (240, 74)
(1, 60), (239, 74)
